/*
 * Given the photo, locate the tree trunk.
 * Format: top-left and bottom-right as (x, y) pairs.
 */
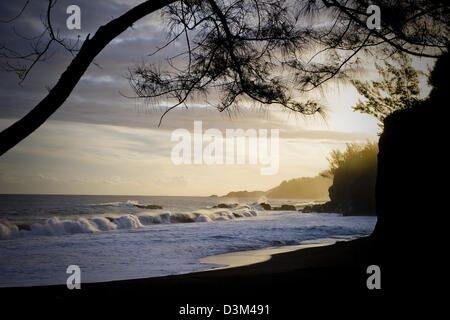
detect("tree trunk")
(0, 0), (177, 156)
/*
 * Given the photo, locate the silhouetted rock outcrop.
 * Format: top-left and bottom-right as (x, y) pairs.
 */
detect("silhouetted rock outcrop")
(305, 142), (377, 216)
(371, 51), (448, 293)
(374, 52), (447, 239)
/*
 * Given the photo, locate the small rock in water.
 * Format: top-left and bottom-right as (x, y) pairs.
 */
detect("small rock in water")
(213, 203), (237, 209)
(134, 204), (163, 210)
(17, 224), (31, 231)
(259, 203), (272, 210)
(272, 204), (296, 211)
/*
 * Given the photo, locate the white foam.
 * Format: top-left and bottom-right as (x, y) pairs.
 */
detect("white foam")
(29, 217), (100, 236)
(257, 195), (268, 204)
(0, 204), (262, 240)
(114, 214), (143, 229)
(195, 215), (211, 222)
(0, 222), (19, 240)
(0, 207), (376, 287)
(90, 217), (118, 231)
(92, 200), (139, 208)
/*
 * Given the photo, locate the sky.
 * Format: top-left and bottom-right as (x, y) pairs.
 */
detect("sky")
(0, 0), (427, 196)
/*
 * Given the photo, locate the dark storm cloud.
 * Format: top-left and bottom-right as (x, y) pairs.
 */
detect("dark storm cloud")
(0, 0), (174, 123)
(0, 0), (376, 143)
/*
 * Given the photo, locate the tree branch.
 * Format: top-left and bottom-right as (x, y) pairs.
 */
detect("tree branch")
(0, 0), (178, 156)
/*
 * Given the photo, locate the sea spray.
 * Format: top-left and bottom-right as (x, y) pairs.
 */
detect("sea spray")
(0, 204), (261, 240)
(0, 195), (376, 287)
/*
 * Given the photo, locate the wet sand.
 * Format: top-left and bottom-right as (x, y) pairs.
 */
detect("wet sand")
(199, 242), (333, 270)
(1, 236), (391, 316)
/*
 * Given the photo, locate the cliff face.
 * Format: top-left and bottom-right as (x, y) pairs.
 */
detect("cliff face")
(374, 106), (428, 237)
(374, 53), (447, 239)
(373, 99), (442, 293)
(328, 145), (378, 216)
(372, 53), (447, 292)
(302, 143), (378, 216)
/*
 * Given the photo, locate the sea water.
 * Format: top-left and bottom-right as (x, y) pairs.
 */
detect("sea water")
(0, 195), (376, 287)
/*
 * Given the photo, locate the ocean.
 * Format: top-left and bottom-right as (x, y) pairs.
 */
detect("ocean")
(0, 194), (376, 287)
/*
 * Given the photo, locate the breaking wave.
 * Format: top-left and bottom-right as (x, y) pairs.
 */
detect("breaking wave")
(89, 200), (140, 208)
(0, 204), (260, 240)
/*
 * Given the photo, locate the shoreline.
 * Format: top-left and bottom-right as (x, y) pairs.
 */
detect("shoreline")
(0, 236), (376, 292)
(0, 242), (336, 288)
(199, 242), (334, 270)
(0, 236), (399, 316)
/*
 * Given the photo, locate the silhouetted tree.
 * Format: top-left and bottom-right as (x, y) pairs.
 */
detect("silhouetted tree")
(351, 53), (422, 128)
(0, 0), (448, 155)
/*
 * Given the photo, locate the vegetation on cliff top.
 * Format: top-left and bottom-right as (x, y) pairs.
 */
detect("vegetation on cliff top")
(303, 142), (378, 216)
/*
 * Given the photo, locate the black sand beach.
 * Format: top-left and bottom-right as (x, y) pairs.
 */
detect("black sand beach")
(1, 2), (447, 319)
(1, 236), (393, 317)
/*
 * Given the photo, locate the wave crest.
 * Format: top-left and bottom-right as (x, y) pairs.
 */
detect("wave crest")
(0, 205), (260, 240)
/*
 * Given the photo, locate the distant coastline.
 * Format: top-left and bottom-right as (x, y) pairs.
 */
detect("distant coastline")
(215, 175), (331, 200)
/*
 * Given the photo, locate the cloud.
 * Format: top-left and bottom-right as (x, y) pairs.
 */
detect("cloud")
(0, 116), (375, 195)
(0, 0), (380, 138)
(0, 1), (380, 195)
